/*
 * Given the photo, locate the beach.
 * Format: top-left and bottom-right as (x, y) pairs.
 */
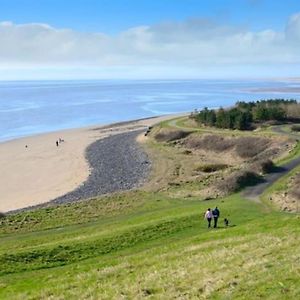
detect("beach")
(0, 115), (178, 213)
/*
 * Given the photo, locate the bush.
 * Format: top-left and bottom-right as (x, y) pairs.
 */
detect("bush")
(0, 212), (6, 219)
(195, 163), (228, 173)
(291, 125), (300, 132)
(235, 137), (269, 158)
(251, 159), (275, 174)
(154, 129), (191, 142)
(216, 170), (262, 194)
(184, 134), (234, 152)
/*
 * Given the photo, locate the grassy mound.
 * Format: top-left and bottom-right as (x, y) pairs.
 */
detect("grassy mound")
(154, 129), (191, 142)
(184, 134), (270, 159)
(217, 170), (263, 194)
(235, 137), (269, 158)
(184, 134), (234, 152)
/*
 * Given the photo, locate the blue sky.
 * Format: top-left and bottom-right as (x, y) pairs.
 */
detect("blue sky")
(0, 0), (300, 79)
(0, 0), (299, 32)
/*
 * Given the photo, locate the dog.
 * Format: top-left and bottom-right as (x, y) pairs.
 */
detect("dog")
(224, 218), (229, 227)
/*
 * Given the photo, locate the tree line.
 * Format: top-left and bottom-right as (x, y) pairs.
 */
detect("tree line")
(191, 99), (299, 130)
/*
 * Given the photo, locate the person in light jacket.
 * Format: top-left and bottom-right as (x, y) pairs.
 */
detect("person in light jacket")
(204, 208), (213, 228)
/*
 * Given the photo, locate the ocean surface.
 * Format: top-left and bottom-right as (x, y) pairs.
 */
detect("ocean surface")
(0, 79), (300, 142)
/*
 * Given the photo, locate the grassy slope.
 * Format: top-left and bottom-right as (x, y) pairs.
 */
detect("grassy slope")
(0, 192), (299, 299)
(0, 118), (300, 299)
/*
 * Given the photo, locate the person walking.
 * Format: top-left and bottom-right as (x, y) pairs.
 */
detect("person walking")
(212, 206), (220, 228)
(204, 208), (213, 228)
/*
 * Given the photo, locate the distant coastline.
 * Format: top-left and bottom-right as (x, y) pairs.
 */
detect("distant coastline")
(1, 79), (300, 142)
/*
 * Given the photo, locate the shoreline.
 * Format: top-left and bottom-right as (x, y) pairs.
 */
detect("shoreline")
(0, 114), (183, 213)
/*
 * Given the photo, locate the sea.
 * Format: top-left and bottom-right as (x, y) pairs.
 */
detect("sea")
(0, 79), (300, 142)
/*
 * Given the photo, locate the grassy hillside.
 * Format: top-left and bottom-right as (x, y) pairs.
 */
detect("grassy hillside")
(0, 192), (299, 299)
(1, 118), (300, 299)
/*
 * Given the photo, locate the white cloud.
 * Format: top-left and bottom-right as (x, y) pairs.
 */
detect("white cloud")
(0, 14), (300, 78)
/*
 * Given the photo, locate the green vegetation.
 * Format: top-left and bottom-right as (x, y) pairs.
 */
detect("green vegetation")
(192, 99), (299, 130)
(1, 116), (300, 299)
(291, 124), (300, 132)
(0, 192), (299, 299)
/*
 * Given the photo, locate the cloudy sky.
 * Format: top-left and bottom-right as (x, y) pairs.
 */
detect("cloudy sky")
(0, 0), (300, 80)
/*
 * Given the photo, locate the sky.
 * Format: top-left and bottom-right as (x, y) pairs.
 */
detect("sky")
(0, 0), (300, 80)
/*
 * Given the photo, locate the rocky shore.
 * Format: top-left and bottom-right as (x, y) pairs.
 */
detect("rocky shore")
(51, 129), (150, 204)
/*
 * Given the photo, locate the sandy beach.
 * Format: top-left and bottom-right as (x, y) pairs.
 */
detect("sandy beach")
(0, 115), (179, 213)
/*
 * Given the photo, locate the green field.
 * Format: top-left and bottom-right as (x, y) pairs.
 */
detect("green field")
(0, 191), (299, 299)
(1, 118), (300, 299)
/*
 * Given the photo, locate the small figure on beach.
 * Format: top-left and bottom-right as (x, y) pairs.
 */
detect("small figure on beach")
(204, 208), (213, 228)
(25, 145), (28, 148)
(224, 218), (229, 227)
(59, 138), (64, 143)
(212, 206), (220, 228)
(56, 140), (59, 147)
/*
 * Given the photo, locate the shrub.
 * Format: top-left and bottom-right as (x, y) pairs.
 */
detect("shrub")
(216, 170), (262, 194)
(235, 137), (269, 158)
(250, 159), (275, 174)
(195, 163), (228, 173)
(184, 134), (234, 152)
(154, 129), (191, 142)
(291, 125), (300, 132)
(0, 212), (6, 219)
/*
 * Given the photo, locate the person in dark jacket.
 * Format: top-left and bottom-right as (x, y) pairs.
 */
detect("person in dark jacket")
(212, 207), (220, 228)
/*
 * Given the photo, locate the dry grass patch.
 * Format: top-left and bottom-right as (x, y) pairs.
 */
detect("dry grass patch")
(184, 134), (234, 152)
(268, 171), (300, 212)
(235, 136), (270, 158)
(154, 128), (191, 143)
(291, 173), (300, 199)
(184, 134), (271, 160)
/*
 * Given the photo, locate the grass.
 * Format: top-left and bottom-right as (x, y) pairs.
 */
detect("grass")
(1, 118), (300, 299)
(0, 191), (299, 299)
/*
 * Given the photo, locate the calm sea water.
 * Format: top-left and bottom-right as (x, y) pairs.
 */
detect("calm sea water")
(0, 79), (299, 142)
